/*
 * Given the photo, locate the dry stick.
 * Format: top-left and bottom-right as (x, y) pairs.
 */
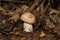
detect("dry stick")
(29, 0), (42, 12)
(8, 8), (23, 22)
(48, 8), (60, 14)
(32, 0), (45, 17)
(0, 7), (15, 16)
(39, 0), (45, 12)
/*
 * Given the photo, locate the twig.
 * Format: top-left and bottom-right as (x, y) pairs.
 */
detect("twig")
(8, 8), (23, 22)
(29, 0), (42, 12)
(48, 8), (60, 14)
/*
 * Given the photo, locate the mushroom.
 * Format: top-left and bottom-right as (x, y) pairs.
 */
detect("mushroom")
(20, 12), (36, 32)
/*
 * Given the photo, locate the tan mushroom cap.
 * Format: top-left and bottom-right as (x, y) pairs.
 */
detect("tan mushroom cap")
(20, 12), (36, 24)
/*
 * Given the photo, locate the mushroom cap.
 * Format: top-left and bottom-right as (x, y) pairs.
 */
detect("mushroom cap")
(20, 12), (35, 24)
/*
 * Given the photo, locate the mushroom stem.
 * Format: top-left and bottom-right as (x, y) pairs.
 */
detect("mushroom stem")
(23, 23), (33, 32)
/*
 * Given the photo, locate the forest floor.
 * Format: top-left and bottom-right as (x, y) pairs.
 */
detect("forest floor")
(0, 0), (60, 40)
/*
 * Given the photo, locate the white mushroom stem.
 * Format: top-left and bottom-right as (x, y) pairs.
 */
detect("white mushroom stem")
(23, 23), (33, 32)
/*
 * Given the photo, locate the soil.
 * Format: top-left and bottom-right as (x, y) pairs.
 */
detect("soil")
(0, 0), (60, 40)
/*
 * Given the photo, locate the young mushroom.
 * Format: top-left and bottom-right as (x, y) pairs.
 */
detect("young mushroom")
(20, 12), (36, 32)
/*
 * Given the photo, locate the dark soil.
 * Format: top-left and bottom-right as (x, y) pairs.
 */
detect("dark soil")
(0, 0), (60, 40)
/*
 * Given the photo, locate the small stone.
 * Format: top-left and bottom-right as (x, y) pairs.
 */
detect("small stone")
(40, 31), (46, 37)
(2, 20), (6, 24)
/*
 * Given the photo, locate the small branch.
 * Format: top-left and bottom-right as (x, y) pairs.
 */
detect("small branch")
(48, 8), (60, 14)
(29, 0), (42, 12)
(8, 8), (23, 22)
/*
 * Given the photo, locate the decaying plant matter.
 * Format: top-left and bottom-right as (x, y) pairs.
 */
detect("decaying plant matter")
(0, 0), (60, 40)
